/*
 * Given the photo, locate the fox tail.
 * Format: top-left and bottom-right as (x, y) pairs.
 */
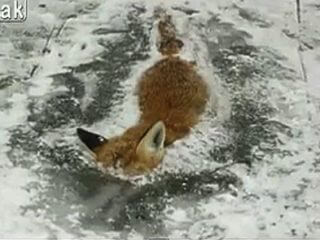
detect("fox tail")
(155, 8), (184, 56)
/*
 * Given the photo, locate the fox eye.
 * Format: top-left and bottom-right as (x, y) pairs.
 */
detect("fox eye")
(113, 152), (126, 169)
(114, 152), (126, 162)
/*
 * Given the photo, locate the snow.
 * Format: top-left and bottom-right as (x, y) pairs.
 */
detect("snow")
(0, 0), (319, 239)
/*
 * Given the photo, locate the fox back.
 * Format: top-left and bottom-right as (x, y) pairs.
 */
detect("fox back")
(77, 10), (209, 175)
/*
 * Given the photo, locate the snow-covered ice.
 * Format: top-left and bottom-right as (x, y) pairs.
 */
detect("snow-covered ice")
(0, 0), (319, 239)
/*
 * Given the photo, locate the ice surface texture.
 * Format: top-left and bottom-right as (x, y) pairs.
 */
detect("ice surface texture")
(0, 0), (319, 239)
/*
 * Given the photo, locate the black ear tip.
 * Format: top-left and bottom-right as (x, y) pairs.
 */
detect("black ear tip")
(76, 127), (107, 151)
(76, 128), (91, 140)
(76, 128), (86, 136)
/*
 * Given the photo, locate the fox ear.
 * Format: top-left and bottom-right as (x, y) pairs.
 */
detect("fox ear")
(76, 128), (107, 151)
(137, 121), (166, 154)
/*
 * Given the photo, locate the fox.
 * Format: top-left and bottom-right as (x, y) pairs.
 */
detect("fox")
(77, 10), (209, 175)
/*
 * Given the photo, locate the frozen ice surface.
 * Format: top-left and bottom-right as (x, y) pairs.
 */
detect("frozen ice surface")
(0, 0), (319, 239)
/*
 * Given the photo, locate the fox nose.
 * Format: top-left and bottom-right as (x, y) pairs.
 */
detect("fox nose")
(76, 128), (107, 151)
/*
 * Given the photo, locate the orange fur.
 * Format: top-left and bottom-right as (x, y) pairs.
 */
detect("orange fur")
(80, 11), (209, 175)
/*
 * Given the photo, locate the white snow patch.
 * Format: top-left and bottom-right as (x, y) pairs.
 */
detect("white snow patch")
(0, 0), (320, 238)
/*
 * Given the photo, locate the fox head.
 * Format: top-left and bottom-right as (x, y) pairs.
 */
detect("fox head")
(77, 121), (166, 175)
